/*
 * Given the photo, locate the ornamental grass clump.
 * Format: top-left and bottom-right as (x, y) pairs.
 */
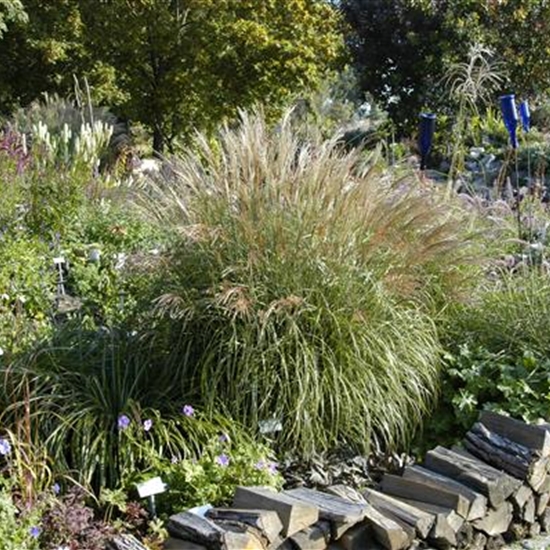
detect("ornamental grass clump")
(142, 109), (479, 455)
(2, 326), (252, 490)
(447, 270), (550, 358)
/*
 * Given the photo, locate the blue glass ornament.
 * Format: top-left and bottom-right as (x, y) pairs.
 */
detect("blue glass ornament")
(419, 113), (436, 170)
(500, 94), (519, 149)
(519, 100), (530, 133)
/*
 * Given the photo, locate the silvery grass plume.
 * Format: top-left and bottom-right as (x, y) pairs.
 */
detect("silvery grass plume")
(137, 108), (481, 455)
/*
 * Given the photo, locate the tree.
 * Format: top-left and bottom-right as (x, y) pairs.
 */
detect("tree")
(340, 0), (466, 132)
(0, 0), (85, 116)
(341, 0), (550, 131)
(0, 0), (27, 39)
(0, 1), (344, 152)
(79, 0), (345, 153)
(477, 0), (550, 98)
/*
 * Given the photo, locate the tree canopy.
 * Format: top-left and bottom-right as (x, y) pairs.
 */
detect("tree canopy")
(341, 0), (550, 131)
(0, 0), (26, 39)
(0, 0), (85, 115)
(0, 0), (344, 153)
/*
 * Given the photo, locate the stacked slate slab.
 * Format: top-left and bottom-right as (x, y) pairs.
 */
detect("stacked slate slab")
(163, 412), (550, 550)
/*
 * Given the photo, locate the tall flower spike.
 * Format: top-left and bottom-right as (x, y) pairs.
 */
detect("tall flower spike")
(500, 94), (519, 149)
(519, 100), (530, 133)
(419, 113), (436, 170)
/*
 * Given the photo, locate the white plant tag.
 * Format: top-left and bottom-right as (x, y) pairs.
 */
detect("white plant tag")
(259, 417), (283, 434)
(136, 476), (166, 498)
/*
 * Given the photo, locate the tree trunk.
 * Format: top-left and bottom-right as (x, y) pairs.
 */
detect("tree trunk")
(152, 126), (164, 157)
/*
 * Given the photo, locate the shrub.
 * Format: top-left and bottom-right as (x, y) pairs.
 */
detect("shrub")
(39, 487), (114, 550)
(140, 109), (480, 456)
(0, 118), (113, 236)
(0, 141), (167, 361)
(418, 265), (550, 451)
(418, 344), (550, 452)
(0, 233), (55, 359)
(531, 96), (550, 132)
(59, 199), (170, 326)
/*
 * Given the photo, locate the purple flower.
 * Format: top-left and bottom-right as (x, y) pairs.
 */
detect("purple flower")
(182, 405), (194, 417)
(254, 460), (265, 470)
(216, 454), (230, 467)
(117, 414), (131, 431)
(267, 462), (278, 475)
(218, 433), (229, 443)
(0, 438), (11, 456)
(52, 482), (61, 495)
(29, 525), (41, 538)
(143, 419), (153, 432)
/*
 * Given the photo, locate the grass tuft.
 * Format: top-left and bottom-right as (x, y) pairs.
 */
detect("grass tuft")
(139, 110), (479, 455)
(1, 326), (250, 490)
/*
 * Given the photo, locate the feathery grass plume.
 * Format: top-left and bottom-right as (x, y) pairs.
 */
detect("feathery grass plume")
(140, 109), (480, 455)
(442, 43), (506, 192)
(9, 91), (128, 165)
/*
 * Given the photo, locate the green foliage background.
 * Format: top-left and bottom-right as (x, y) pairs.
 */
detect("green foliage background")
(0, 0), (345, 153)
(341, 0), (550, 131)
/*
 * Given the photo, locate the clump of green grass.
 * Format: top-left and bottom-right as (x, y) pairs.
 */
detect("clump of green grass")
(447, 269), (550, 357)
(1, 325), (254, 490)
(140, 109), (479, 455)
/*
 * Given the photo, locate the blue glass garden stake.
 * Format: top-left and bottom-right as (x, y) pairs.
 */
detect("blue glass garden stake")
(519, 100), (530, 133)
(520, 100), (533, 238)
(419, 113), (436, 170)
(499, 94), (523, 240)
(500, 94), (519, 149)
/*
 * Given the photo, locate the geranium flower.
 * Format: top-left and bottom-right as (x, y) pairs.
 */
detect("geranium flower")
(117, 414), (131, 430)
(216, 454), (230, 467)
(0, 438), (11, 456)
(182, 405), (194, 417)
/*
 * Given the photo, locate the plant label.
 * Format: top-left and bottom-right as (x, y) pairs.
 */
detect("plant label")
(259, 417), (283, 434)
(136, 476), (166, 498)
